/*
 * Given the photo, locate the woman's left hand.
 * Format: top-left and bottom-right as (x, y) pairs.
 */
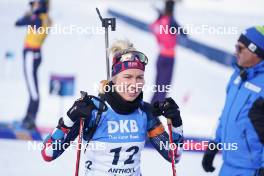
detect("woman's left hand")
(152, 97), (182, 127)
(163, 98), (182, 127)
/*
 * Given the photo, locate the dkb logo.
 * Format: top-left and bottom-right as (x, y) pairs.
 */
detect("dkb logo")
(108, 120), (139, 133)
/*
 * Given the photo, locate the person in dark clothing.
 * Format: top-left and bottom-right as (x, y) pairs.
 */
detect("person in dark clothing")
(150, 0), (187, 104)
(15, 0), (51, 129)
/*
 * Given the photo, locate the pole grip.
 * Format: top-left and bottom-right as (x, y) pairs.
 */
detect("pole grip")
(167, 118), (172, 125)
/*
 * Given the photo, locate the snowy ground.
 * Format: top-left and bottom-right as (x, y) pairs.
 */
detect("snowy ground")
(0, 0), (263, 175)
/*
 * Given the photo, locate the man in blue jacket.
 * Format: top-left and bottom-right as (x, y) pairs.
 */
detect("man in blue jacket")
(202, 26), (264, 176)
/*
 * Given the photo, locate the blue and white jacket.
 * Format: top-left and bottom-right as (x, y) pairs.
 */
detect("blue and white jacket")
(215, 61), (264, 169)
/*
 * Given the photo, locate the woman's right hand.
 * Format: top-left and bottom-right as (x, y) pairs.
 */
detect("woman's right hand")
(64, 98), (95, 127)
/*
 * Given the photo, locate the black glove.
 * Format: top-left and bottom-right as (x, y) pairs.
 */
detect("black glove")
(255, 168), (264, 176)
(66, 97), (95, 123)
(202, 141), (219, 172)
(152, 97), (182, 127)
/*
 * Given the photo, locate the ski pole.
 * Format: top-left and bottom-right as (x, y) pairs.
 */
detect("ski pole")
(74, 91), (88, 176)
(167, 119), (177, 176)
(75, 117), (85, 176)
(96, 8), (116, 80)
(155, 100), (177, 176)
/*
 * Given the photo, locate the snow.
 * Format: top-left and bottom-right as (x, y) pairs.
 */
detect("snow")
(0, 0), (263, 175)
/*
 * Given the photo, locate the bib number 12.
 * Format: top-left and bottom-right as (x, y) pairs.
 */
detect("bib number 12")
(110, 146), (139, 165)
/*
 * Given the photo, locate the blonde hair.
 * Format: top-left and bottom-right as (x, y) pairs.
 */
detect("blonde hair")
(109, 39), (137, 60)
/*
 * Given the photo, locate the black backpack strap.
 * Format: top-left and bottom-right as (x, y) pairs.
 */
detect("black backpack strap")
(84, 95), (107, 152)
(139, 101), (151, 114)
(86, 98), (105, 142)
